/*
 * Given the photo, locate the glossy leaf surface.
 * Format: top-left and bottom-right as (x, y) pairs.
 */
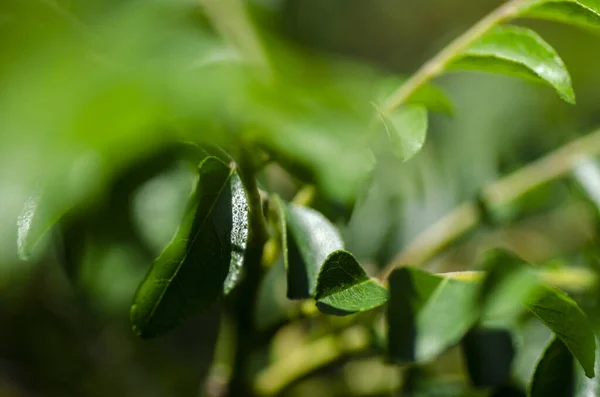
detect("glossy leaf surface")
(521, 0), (600, 30)
(526, 285), (596, 377)
(275, 197), (344, 299)
(449, 25), (575, 103)
(130, 157), (249, 338)
(315, 250), (388, 315)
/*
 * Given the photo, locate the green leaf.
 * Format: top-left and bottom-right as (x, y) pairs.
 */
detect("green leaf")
(526, 285), (596, 377)
(387, 267), (478, 364)
(17, 191), (70, 260)
(462, 328), (515, 388)
(274, 197), (344, 299)
(449, 25), (575, 103)
(375, 76), (454, 115)
(520, 0), (600, 31)
(478, 250), (541, 325)
(378, 106), (429, 162)
(529, 337), (574, 397)
(130, 156), (249, 338)
(574, 338), (600, 396)
(314, 250), (388, 315)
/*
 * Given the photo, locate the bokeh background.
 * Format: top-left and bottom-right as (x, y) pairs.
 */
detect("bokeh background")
(2, 0), (600, 396)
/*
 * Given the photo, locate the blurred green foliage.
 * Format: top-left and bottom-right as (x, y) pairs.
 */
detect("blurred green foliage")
(4, 0), (600, 396)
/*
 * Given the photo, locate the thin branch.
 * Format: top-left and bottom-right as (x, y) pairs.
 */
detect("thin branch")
(380, 128), (600, 280)
(200, 0), (271, 72)
(380, 0), (527, 115)
(253, 326), (371, 397)
(253, 266), (595, 396)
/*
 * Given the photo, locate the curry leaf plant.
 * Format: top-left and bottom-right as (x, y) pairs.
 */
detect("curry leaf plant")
(11, 0), (600, 395)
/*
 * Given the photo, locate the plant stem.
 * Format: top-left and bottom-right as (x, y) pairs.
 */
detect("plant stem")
(253, 267), (595, 396)
(253, 326), (372, 397)
(380, 0), (527, 115)
(380, 128), (600, 280)
(200, 0), (271, 72)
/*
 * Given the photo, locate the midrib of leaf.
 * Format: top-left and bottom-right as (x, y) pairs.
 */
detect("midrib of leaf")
(379, 0), (529, 115)
(145, 168), (234, 323)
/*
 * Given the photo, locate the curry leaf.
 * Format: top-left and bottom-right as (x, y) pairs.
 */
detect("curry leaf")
(130, 156), (249, 338)
(520, 0), (600, 30)
(478, 249), (541, 325)
(387, 267), (478, 364)
(274, 196), (344, 299)
(526, 285), (596, 378)
(529, 337), (575, 397)
(378, 106), (428, 162)
(17, 191), (70, 260)
(449, 25), (575, 103)
(314, 250), (388, 315)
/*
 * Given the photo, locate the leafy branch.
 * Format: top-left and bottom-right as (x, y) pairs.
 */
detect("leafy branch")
(380, 127), (600, 279)
(380, 0), (527, 115)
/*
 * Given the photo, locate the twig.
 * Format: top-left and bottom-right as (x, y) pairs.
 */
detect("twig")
(200, 0), (270, 72)
(253, 326), (371, 396)
(380, 128), (600, 280)
(380, 0), (527, 115)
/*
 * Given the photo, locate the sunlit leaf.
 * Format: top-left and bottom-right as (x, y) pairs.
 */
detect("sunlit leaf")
(520, 0), (600, 30)
(449, 25), (575, 103)
(529, 337), (574, 397)
(526, 285), (596, 377)
(478, 249), (541, 325)
(16, 191), (67, 260)
(274, 196), (344, 299)
(130, 157), (249, 338)
(315, 250), (388, 315)
(387, 267), (478, 364)
(378, 106), (428, 162)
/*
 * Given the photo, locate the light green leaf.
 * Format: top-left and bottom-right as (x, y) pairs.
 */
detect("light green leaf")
(529, 337), (575, 397)
(274, 197), (344, 299)
(315, 250), (388, 315)
(526, 285), (596, 378)
(449, 25), (575, 103)
(130, 156), (249, 338)
(387, 267), (478, 364)
(375, 76), (454, 115)
(478, 249), (541, 325)
(520, 0), (600, 30)
(379, 106), (428, 162)
(16, 191), (67, 260)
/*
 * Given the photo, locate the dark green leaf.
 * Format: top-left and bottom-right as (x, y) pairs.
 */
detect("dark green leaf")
(378, 106), (429, 162)
(274, 197), (344, 299)
(520, 0), (600, 30)
(526, 285), (596, 377)
(529, 337), (574, 397)
(388, 267), (478, 364)
(449, 25), (575, 103)
(315, 250), (388, 315)
(462, 328), (515, 388)
(130, 156), (249, 338)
